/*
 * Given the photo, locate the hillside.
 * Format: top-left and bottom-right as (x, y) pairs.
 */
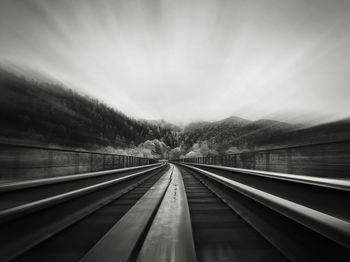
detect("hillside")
(1, 69), (349, 159)
(179, 116), (301, 153)
(0, 69), (179, 150)
(139, 119), (182, 132)
(178, 115), (350, 157)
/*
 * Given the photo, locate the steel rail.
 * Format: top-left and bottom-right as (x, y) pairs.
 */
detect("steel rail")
(182, 164), (350, 249)
(0, 163), (162, 192)
(184, 163), (350, 191)
(81, 166), (173, 262)
(0, 165), (168, 261)
(137, 164), (197, 262)
(0, 164), (165, 223)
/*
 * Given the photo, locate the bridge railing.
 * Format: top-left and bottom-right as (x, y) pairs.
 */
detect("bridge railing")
(173, 140), (350, 177)
(0, 143), (157, 182)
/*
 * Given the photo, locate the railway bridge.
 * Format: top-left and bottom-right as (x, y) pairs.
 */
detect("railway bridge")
(0, 142), (350, 261)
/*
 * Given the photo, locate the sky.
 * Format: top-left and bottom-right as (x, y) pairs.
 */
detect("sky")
(0, 0), (350, 125)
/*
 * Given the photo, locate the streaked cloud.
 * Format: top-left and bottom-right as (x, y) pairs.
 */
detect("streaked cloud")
(1, 0), (349, 124)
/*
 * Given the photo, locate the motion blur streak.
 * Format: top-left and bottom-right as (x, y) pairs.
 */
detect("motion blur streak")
(0, 0), (350, 124)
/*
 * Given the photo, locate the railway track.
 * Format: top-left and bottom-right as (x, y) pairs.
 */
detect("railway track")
(0, 162), (349, 261)
(180, 167), (287, 262)
(179, 163), (350, 262)
(0, 163), (167, 261)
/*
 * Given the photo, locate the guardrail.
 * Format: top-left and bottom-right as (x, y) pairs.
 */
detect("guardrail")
(0, 143), (157, 181)
(173, 140), (350, 177)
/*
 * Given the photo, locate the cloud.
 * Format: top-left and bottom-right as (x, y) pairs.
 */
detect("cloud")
(1, 0), (349, 124)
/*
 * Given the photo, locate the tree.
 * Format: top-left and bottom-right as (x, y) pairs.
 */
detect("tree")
(169, 147), (182, 160)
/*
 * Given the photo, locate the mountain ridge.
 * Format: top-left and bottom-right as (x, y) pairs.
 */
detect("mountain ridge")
(0, 69), (179, 151)
(2, 68), (349, 159)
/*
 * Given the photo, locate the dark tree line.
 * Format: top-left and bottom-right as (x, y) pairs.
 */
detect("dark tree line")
(179, 117), (350, 154)
(0, 69), (179, 149)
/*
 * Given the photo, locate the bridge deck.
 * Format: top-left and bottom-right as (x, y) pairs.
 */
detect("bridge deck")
(0, 163), (349, 261)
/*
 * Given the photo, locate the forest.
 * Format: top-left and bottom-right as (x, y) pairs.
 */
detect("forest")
(0, 69), (179, 156)
(169, 116), (350, 160)
(1, 69), (349, 160)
